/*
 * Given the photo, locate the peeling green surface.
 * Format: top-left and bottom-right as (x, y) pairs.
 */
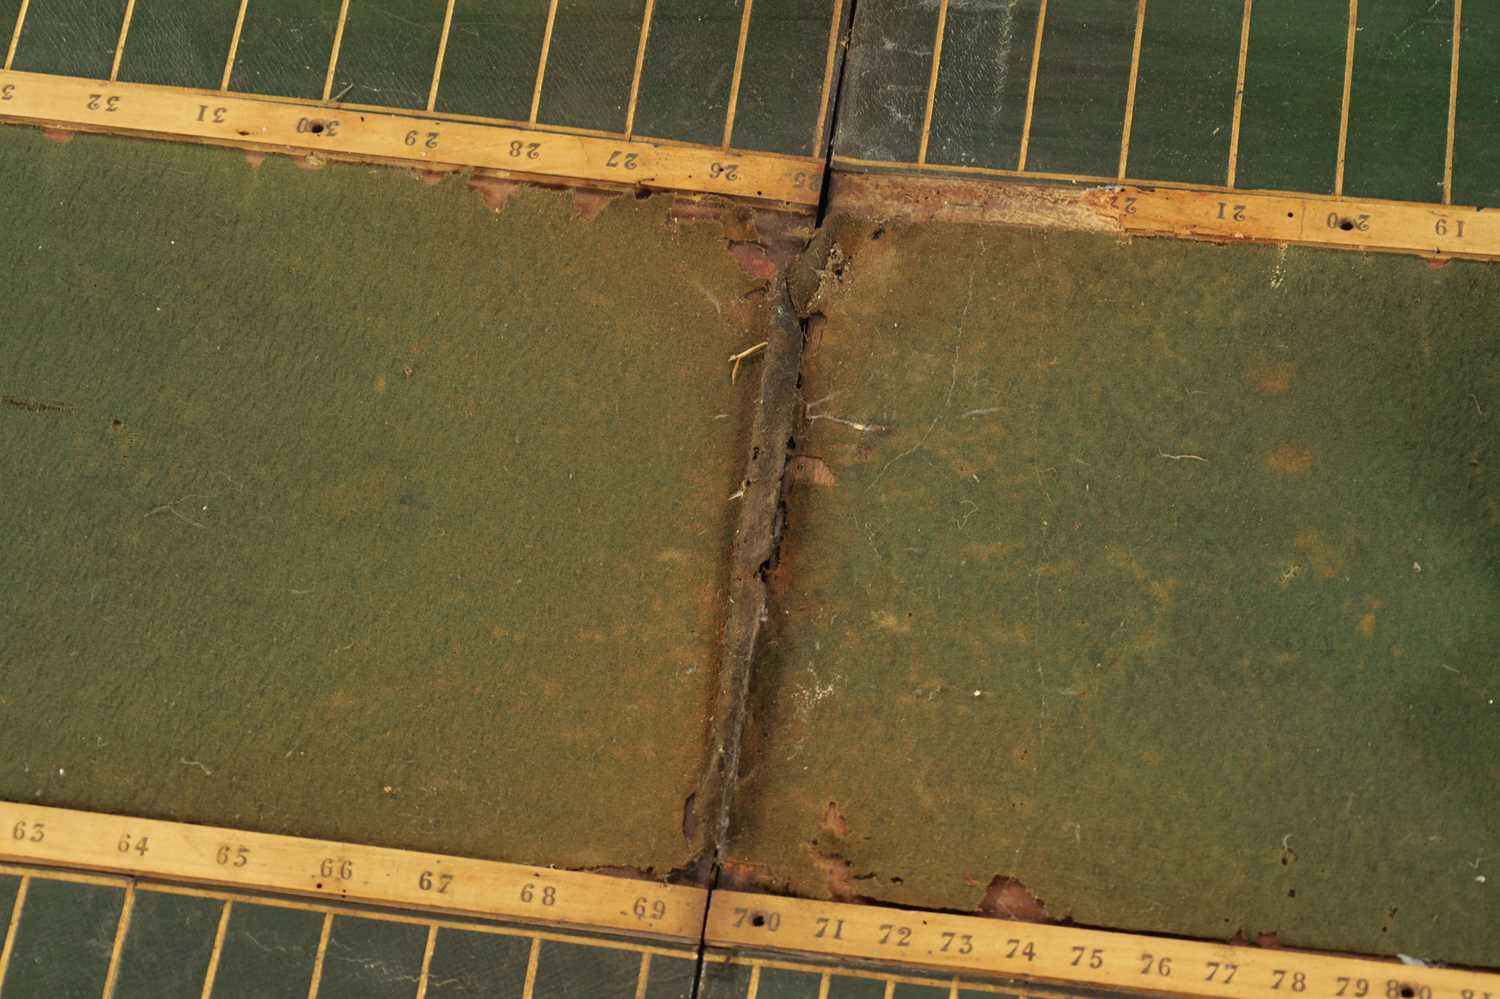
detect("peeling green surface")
(0, 126), (763, 872)
(927, 0), (1042, 171)
(734, 217), (1500, 966)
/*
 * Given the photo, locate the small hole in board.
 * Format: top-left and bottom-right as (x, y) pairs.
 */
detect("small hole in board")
(315, 882), (323, 889)
(1401, 988), (1415, 998)
(1339, 218), (1355, 231)
(751, 914), (766, 927)
(309, 121), (325, 134)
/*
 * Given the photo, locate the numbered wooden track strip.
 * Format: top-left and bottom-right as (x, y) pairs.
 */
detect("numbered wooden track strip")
(828, 168), (1500, 263)
(0, 802), (705, 941)
(0, 70), (824, 206)
(1, 804), (1497, 998)
(708, 892), (1500, 999)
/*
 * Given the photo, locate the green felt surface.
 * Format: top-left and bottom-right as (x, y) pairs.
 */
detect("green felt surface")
(926, 0), (1042, 171)
(112, 892), (223, 999)
(1452, 2), (1500, 207)
(1234, 0), (1346, 194)
(116, 0), (241, 90)
(0, 126), (762, 873)
(210, 903), (324, 999)
(729, 0), (840, 157)
(0, 880), (123, 997)
(1342, 0), (1452, 202)
(330, 0), (446, 110)
(226, 0), (340, 99)
(1124, 0), (1242, 185)
(318, 916), (429, 999)
(1022, 0), (1137, 176)
(423, 927), (532, 998)
(536, 0), (647, 132)
(632, 0), (742, 146)
(8, 0), (127, 78)
(434, 0), (551, 122)
(733, 216), (1500, 967)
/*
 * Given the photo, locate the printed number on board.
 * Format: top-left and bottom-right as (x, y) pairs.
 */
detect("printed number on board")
(296, 117), (340, 137)
(404, 130), (439, 149)
(509, 141), (541, 160)
(1, 84), (13, 101)
(632, 897), (667, 921)
(197, 105), (227, 124)
(732, 907), (779, 930)
(606, 150), (639, 170)
(418, 870), (452, 893)
(9, 820), (44, 843)
(117, 833), (149, 856)
(1326, 212), (1371, 233)
(709, 162), (739, 181)
(520, 883), (556, 905)
(215, 845), (250, 868)
(87, 94), (120, 112)
(318, 858), (353, 881)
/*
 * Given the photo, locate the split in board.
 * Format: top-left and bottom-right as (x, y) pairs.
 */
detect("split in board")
(2, 804), (1499, 999)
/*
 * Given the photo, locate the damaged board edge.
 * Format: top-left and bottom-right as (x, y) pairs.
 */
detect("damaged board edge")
(0, 70), (823, 206)
(696, 256), (812, 874)
(826, 170), (1500, 262)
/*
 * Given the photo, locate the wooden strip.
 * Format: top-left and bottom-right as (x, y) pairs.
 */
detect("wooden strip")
(811, 0), (846, 154)
(1334, 0), (1358, 196)
(0, 876), (28, 989)
(108, 0), (138, 83)
(1118, 0), (1148, 179)
(721, 0), (756, 149)
(100, 883), (136, 999)
(321, 0), (351, 102)
(1015, 0), (1048, 171)
(529, 0), (561, 125)
(414, 924), (438, 999)
(623, 0), (656, 139)
(916, 0), (950, 164)
(4, 0), (30, 71)
(708, 891), (1500, 999)
(520, 937), (541, 999)
(0, 801), (708, 943)
(633, 951), (652, 999)
(426, 0), (458, 112)
(0, 70), (821, 204)
(817, 970), (831, 998)
(1225, 0), (1253, 187)
(220, 0), (250, 92)
(305, 913), (332, 999)
(746, 962), (762, 999)
(198, 900), (232, 999)
(1444, 0), (1462, 205)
